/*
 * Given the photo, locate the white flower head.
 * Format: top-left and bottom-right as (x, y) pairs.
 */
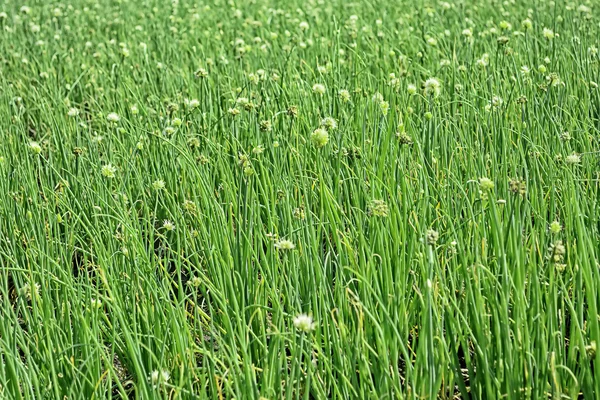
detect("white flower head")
(163, 220), (175, 231)
(150, 369), (170, 388)
(293, 313), (316, 332)
(29, 141), (42, 154)
(107, 112), (120, 123)
(338, 89), (351, 102)
(152, 179), (166, 190)
(187, 98), (200, 109)
(565, 153), (581, 164)
(320, 117), (337, 131)
(101, 164), (117, 178)
(90, 298), (103, 309)
(312, 83), (326, 95)
(372, 92), (384, 103)
(407, 84), (417, 95)
(424, 78), (441, 97)
(476, 53), (490, 68)
(274, 239), (295, 250)
(543, 27), (554, 40)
